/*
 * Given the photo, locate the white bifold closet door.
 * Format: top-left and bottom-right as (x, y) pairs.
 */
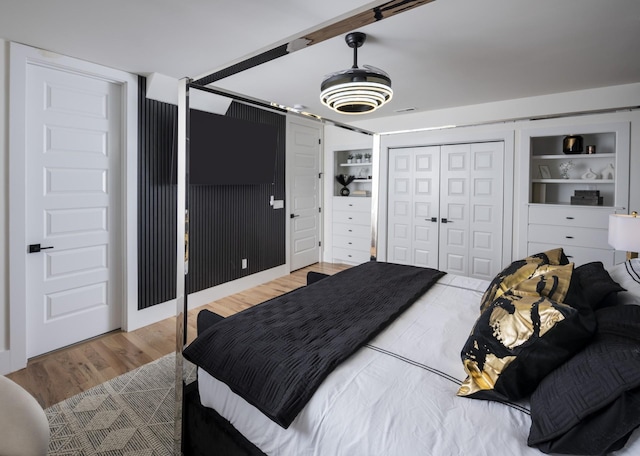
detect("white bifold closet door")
(387, 142), (504, 280)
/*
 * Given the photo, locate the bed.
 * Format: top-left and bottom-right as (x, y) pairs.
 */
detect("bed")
(182, 253), (640, 456)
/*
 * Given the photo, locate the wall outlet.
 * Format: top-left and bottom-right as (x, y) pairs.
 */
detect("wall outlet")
(242, 258), (247, 269)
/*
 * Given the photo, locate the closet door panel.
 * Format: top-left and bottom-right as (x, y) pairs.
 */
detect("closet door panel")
(387, 150), (413, 265)
(387, 147), (439, 268)
(440, 145), (470, 276)
(412, 148), (440, 268)
(468, 142), (504, 280)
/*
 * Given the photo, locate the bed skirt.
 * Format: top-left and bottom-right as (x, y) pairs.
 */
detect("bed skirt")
(182, 380), (266, 456)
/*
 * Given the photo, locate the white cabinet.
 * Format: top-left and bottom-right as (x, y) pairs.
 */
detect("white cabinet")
(387, 142), (505, 280)
(521, 122), (630, 266)
(332, 196), (371, 264)
(527, 205), (616, 265)
(330, 149), (373, 265)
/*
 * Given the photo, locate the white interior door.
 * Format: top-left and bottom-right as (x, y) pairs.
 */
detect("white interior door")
(387, 147), (440, 267)
(440, 142), (504, 279)
(467, 142), (504, 280)
(439, 145), (471, 275)
(288, 119), (321, 271)
(25, 64), (122, 358)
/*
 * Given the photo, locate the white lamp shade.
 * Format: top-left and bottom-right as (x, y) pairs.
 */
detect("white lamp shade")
(608, 214), (640, 252)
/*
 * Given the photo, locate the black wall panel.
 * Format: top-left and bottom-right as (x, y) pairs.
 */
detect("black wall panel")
(138, 76), (286, 310)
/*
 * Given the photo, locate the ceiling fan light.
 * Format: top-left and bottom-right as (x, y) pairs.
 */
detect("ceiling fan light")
(320, 81), (393, 115)
(320, 32), (393, 115)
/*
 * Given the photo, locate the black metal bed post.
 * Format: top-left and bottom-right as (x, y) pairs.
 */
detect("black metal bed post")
(175, 77), (190, 455)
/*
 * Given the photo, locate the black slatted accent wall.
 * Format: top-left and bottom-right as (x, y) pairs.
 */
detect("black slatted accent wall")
(138, 76), (177, 309)
(138, 77), (286, 310)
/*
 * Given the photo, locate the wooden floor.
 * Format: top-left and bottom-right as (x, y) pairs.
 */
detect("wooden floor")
(6, 262), (350, 409)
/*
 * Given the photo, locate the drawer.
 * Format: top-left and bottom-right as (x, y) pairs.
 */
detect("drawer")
(528, 205), (613, 229)
(528, 242), (615, 267)
(528, 224), (610, 250)
(333, 222), (371, 238)
(333, 247), (370, 265)
(333, 234), (370, 251)
(333, 197), (371, 213)
(332, 210), (370, 226)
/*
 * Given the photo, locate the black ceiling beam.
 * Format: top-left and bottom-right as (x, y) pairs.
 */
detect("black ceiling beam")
(192, 0), (435, 87)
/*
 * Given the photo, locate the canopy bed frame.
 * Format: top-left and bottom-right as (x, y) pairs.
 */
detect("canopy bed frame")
(172, 2), (640, 455)
(172, 2), (434, 452)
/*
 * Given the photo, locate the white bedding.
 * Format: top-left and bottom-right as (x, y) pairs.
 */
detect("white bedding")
(196, 274), (639, 455)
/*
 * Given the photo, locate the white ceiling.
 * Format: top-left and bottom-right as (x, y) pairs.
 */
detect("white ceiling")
(2, 0), (640, 122)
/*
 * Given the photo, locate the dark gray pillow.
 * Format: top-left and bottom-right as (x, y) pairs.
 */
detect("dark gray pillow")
(528, 305), (640, 455)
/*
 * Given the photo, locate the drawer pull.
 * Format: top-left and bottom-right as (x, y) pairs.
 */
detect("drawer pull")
(566, 216), (574, 220)
(565, 236), (574, 239)
(348, 242), (352, 245)
(348, 217), (353, 220)
(348, 229), (353, 232)
(567, 255), (574, 258)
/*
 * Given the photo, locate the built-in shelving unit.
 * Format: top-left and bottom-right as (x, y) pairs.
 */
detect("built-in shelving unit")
(332, 149), (373, 264)
(334, 150), (373, 197)
(520, 121), (630, 266)
(528, 132), (620, 206)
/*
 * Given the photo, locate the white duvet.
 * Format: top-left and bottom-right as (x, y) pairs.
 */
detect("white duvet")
(197, 274), (639, 455)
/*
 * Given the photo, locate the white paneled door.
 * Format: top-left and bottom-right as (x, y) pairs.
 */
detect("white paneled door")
(288, 118), (322, 271)
(387, 142), (504, 280)
(439, 143), (504, 278)
(387, 146), (440, 268)
(25, 64), (122, 358)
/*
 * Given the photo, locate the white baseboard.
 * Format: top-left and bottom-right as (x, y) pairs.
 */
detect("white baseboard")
(125, 265), (289, 331)
(0, 350), (13, 376)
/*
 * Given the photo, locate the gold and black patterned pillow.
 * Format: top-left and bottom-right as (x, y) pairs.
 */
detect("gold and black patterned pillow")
(479, 247), (569, 312)
(458, 259), (598, 401)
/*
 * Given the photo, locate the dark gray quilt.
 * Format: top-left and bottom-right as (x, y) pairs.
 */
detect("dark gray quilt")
(183, 261), (445, 428)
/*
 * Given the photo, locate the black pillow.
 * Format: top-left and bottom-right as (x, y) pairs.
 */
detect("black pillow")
(528, 305), (640, 455)
(307, 271), (330, 286)
(197, 309), (225, 335)
(458, 262), (598, 401)
(457, 296), (596, 401)
(566, 261), (625, 310)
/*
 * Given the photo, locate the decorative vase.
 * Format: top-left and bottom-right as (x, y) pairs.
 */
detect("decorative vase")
(559, 161), (574, 179)
(336, 174), (355, 196)
(562, 135), (583, 154)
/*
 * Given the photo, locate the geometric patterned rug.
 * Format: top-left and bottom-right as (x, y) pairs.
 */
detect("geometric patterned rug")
(45, 353), (195, 455)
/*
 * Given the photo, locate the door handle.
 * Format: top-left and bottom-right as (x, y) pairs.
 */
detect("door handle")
(28, 244), (54, 253)
(429, 217), (437, 222)
(290, 214), (300, 219)
(441, 218), (451, 223)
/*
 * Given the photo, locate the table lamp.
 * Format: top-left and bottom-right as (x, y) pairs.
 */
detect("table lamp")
(609, 211), (640, 260)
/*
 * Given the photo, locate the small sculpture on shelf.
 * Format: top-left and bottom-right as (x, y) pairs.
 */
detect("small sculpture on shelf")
(558, 161), (574, 179)
(336, 174), (355, 196)
(581, 168), (598, 180)
(601, 163), (615, 180)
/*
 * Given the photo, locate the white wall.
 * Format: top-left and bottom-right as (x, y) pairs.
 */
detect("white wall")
(0, 40), (8, 364)
(333, 83), (640, 263)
